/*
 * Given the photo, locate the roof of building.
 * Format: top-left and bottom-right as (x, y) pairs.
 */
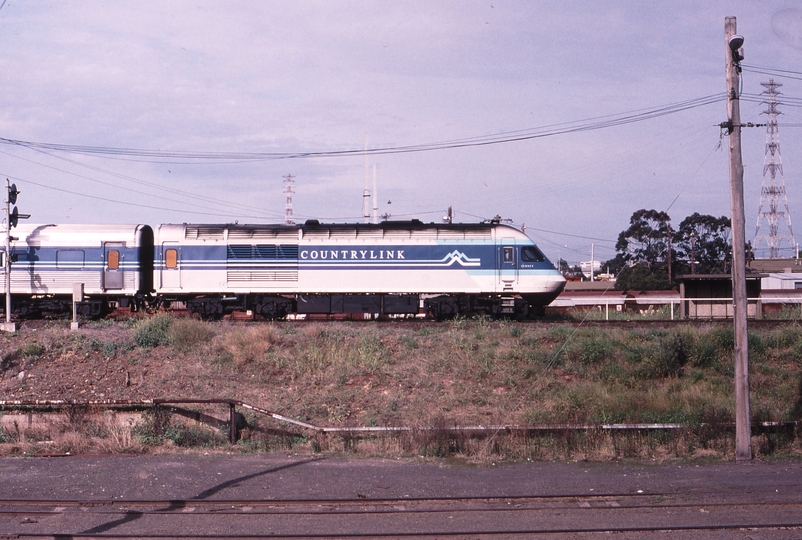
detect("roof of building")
(748, 258), (802, 273)
(563, 281), (619, 292)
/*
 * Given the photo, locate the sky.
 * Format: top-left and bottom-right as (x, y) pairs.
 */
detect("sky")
(1, 1), (802, 265)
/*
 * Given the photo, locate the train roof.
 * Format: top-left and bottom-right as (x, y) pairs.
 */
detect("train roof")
(13, 223), (152, 241)
(165, 219), (520, 233)
(300, 219), (509, 231)
(156, 220), (531, 242)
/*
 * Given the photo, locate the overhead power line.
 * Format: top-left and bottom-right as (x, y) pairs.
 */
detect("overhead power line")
(743, 64), (802, 81)
(2, 173), (274, 219)
(0, 94), (727, 162)
(0, 149), (284, 220)
(740, 93), (802, 109)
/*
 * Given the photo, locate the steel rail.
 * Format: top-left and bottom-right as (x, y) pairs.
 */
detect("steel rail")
(0, 495), (800, 539)
(2, 522), (802, 539)
(0, 501), (799, 518)
(0, 493), (798, 510)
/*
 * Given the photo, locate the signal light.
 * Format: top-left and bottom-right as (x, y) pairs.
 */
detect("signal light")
(8, 183), (18, 205)
(9, 207), (29, 228)
(7, 184), (30, 228)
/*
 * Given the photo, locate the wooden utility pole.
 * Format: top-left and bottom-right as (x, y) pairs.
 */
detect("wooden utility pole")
(725, 16), (752, 461)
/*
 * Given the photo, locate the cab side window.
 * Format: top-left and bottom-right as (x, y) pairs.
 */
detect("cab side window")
(521, 246), (545, 262)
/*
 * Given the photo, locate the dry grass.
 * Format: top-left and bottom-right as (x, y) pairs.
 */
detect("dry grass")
(0, 317), (801, 461)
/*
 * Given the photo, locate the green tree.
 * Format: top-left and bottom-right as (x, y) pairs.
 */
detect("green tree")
(673, 213), (731, 274)
(601, 253), (628, 276)
(609, 209), (674, 290)
(615, 209), (674, 269)
(614, 263), (674, 291)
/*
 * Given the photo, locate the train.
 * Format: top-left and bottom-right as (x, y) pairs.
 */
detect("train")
(2, 219), (566, 320)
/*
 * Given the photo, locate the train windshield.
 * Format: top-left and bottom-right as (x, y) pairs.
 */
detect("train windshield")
(521, 246), (546, 263)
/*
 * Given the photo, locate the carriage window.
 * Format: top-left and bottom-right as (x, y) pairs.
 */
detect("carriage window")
(107, 250), (120, 270)
(503, 246), (514, 263)
(56, 250), (85, 269)
(165, 249), (178, 269)
(521, 246), (546, 262)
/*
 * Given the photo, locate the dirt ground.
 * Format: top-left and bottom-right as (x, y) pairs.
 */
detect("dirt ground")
(1, 315), (800, 462)
(0, 318), (212, 403)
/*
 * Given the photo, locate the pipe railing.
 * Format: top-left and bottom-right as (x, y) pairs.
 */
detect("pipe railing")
(1, 399), (799, 444)
(565, 296), (802, 321)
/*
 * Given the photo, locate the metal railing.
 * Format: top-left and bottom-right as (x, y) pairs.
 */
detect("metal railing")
(2, 398), (800, 444)
(564, 296), (802, 321)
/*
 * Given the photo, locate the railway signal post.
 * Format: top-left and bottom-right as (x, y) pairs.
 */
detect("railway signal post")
(2, 179), (29, 333)
(724, 17), (752, 461)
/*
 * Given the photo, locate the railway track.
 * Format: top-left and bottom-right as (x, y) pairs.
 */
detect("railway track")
(0, 492), (800, 538)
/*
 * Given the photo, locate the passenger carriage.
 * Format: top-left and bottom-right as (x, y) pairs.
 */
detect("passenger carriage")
(5, 224), (154, 317)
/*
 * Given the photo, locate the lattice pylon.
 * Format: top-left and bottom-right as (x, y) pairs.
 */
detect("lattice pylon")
(754, 79), (795, 259)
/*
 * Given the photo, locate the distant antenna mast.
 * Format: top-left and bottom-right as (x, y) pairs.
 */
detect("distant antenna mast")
(363, 135), (370, 224)
(754, 79), (795, 258)
(372, 164), (378, 224)
(283, 173), (295, 225)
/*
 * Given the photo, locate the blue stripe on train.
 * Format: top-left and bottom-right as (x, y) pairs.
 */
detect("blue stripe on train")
(155, 244), (558, 271)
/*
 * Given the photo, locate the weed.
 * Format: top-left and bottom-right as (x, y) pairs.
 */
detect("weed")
(688, 369), (706, 383)
(545, 325), (573, 343)
(473, 350), (496, 380)
(710, 327), (734, 353)
(770, 304), (802, 320)
(133, 314), (173, 348)
(168, 318), (215, 352)
(689, 333), (720, 369)
(101, 342), (119, 358)
(399, 335), (419, 349)
(765, 324), (802, 349)
(0, 419), (12, 444)
(19, 342), (45, 358)
(163, 423), (226, 448)
(222, 325), (279, 365)
(645, 334), (687, 379)
(599, 362), (626, 382)
(748, 333), (768, 359)
(577, 336), (614, 365)
(356, 334), (389, 372)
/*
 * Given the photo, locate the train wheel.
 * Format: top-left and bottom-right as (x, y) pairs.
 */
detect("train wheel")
(187, 297), (224, 320)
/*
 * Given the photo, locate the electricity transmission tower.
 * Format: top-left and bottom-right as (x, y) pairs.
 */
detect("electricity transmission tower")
(283, 173), (295, 225)
(754, 79), (796, 258)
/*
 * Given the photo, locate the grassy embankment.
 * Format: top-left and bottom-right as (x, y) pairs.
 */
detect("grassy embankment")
(0, 313), (801, 461)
